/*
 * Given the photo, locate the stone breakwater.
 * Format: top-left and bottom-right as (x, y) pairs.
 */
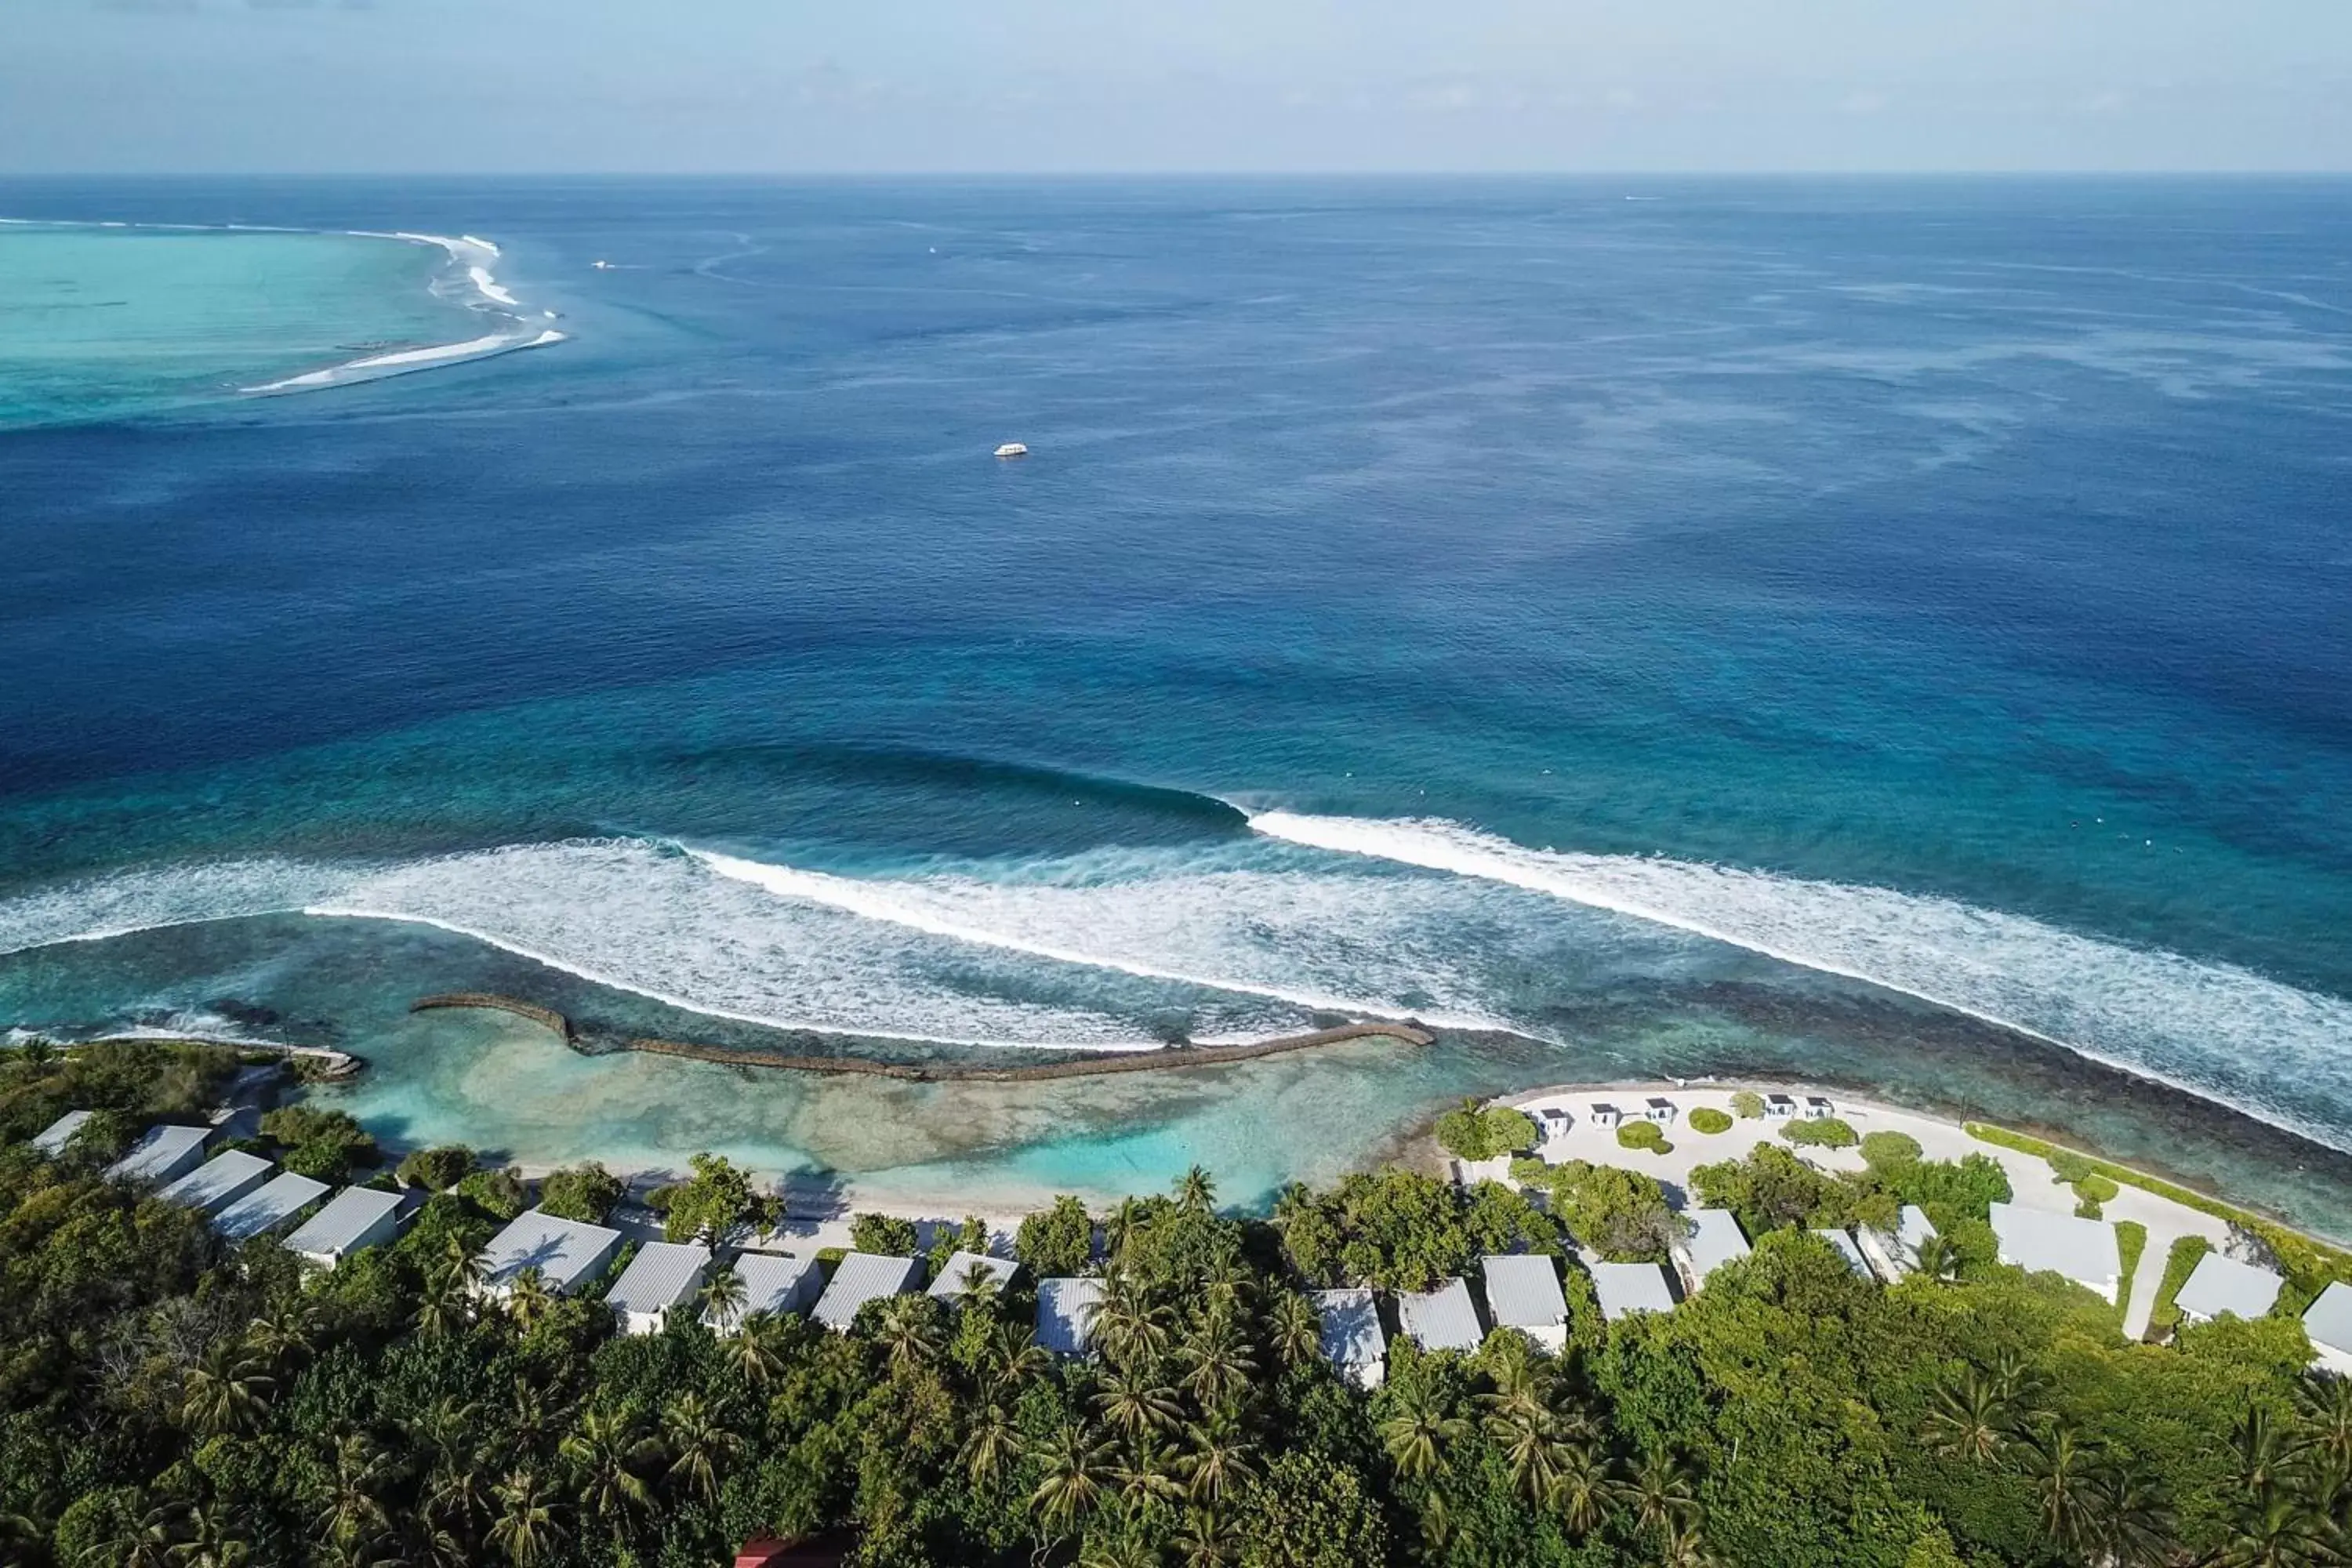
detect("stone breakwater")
(405, 992), (1431, 1080)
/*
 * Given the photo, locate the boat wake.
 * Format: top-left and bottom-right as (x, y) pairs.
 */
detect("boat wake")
(3, 815), (2350, 1149)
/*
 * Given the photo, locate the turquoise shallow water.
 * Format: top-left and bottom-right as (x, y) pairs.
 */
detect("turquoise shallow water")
(0, 221), (479, 427)
(1, 177), (2349, 1227)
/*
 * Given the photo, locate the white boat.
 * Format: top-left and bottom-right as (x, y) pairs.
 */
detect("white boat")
(994, 442), (1028, 459)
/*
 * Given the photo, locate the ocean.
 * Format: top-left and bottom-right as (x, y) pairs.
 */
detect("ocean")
(2, 176), (2348, 1222)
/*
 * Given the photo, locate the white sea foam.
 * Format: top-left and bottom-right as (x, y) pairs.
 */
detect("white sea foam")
(468, 265), (517, 307)
(1250, 810), (2352, 1144)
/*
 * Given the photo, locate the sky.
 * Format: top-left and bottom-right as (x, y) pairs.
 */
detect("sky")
(8, 0), (2352, 174)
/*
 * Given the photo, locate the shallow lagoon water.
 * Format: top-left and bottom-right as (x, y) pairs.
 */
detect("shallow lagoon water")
(2, 177), (2349, 1228)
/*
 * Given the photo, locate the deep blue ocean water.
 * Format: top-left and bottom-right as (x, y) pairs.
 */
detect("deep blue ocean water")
(2, 177), (2349, 1220)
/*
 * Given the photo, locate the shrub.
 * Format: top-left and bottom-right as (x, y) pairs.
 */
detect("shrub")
(1434, 1100), (1540, 1162)
(2074, 1172), (2120, 1205)
(1688, 1107), (1733, 1135)
(260, 1104), (378, 1170)
(2049, 1150), (2096, 1185)
(1523, 1159), (1682, 1262)
(662, 1152), (774, 1243)
(1016, 1195), (1094, 1276)
(1617, 1120), (1671, 1155)
(456, 1166), (528, 1221)
(850, 1211), (919, 1256)
(1731, 1090), (1766, 1120)
(1860, 1131), (1922, 1169)
(281, 1139), (359, 1183)
(2114, 1220), (2147, 1320)
(397, 1144), (477, 1191)
(1780, 1118), (1859, 1149)
(539, 1161), (626, 1224)
(2147, 1235), (2215, 1339)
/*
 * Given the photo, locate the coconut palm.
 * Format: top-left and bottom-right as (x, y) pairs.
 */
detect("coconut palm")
(504, 1268), (556, 1331)
(1381, 1386), (1468, 1483)
(2298, 1374), (2352, 1473)
(1177, 1166), (1218, 1214)
(1266, 1290), (1323, 1370)
(559, 1406), (659, 1526)
(960, 1403), (1022, 1488)
(1096, 1367), (1184, 1439)
(1659, 1520), (1723, 1568)
(425, 1446), (495, 1541)
(314, 1432), (398, 1549)
(1178, 1416), (1258, 1504)
(178, 1340), (275, 1436)
(1104, 1198), (1146, 1262)
(2201, 1486), (2344, 1568)
(413, 1271), (472, 1341)
(2016, 1421), (2102, 1557)
(956, 1257), (1007, 1315)
(485, 1470), (567, 1568)
(2232, 1406), (2299, 1497)
(1092, 1272), (1173, 1370)
(170, 1500), (254, 1568)
(1171, 1508), (1238, 1568)
(430, 1233), (487, 1295)
(1177, 1319), (1258, 1411)
(1911, 1234), (1963, 1283)
(1078, 1533), (1159, 1568)
(246, 1304), (322, 1377)
(1030, 1421), (1117, 1541)
(2086, 1455), (2178, 1567)
(727, 1309), (790, 1387)
(1618, 1446), (1701, 1538)
(1918, 1367), (2013, 1465)
(1548, 1443), (1612, 1537)
(1988, 1349), (2053, 1423)
(697, 1262), (747, 1327)
(1490, 1401), (1569, 1508)
(985, 1321), (1052, 1397)
(1109, 1435), (1185, 1514)
(874, 1294), (947, 1380)
(661, 1391), (742, 1503)
(85, 1501), (181, 1568)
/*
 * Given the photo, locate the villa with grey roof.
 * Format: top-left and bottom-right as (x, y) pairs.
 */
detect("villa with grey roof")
(31, 1110), (91, 1157)
(1397, 1277), (1483, 1352)
(1989, 1203), (2122, 1301)
(927, 1251), (1017, 1304)
(1036, 1277), (1105, 1359)
(2172, 1252), (2282, 1327)
(158, 1150), (272, 1214)
(1589, 1261), (1676, 1323)
(708, 1252), (823, 1332)
(605, 1240), (711, 1335)
(813, 1253), (922, 1332)
(104, 1123), (210, 1185)
(1481, 1254), (1569, 1352)
(283, 1186), (406, 1269)
(1675, 1209), (1751, 1291)
(2305, 1283), (2352, 1377)
(477, 1208), (624, 1298)
(1308, 1287), (1387, 1389)
(214, 1171), (328, 1242)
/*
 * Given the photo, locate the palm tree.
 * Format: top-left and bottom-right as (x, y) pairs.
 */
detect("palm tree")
(960, 1403), (1022, 1489)
(485, 1471), (567, 1568)
(2201, 1486), (2344, 1567)
(88, 1501), (181, 1568)
(1177, 1319), (1258, 1411)
(956, 1257), (1007, 1315)
(2086, 1455), (2178, 1567)
(985, 1321), (1051, 1398)
(1911, 1234), (1963, 1283)
(1178, 1416), (1257, 1504)
(1177, 1166), (1217, 1214)
(2016, 1421), (2102, 1558)
(314, 1432), (398, 1549)
(505, 1267), (556, 1331)
(661, 1391), (743, 1503)
(1548, 1443), (1612, 1537)
(2231, 1406), (2299, 1497)
(1659, 1520), (1723, 1568)
(1266, 1290), (1323, 1370)
(1092, 1272), (1173, 1370)
(1381, 1386), (1468, 1483)
(246, 1304), (322, 1377)
(1096, 1367), (1184, 1439)
(178, 1340), (275, 1436)
(413, 1271), (471, 1341)
(170, 1500), (254, 1568)
(1918, 1367), (2012, 1465)
(1104, 1198), (1145, 1263)
(698, 1261), (747, 1328)
(2297, 1374), (2352, 1473)
(727, 1309), (790, 1387)
(1988, 1349), (2053, 1423)
(1489, 1400), (1568, 1508)
(425, 1447), (495, 1543)
(1171, 1507), (1238, 1568)
(1110, 1436), (1185, 1515)
(873, 1294), (947, 1380)
(430, 1232), (487, 1295)
(1030, 1421), (1117, 1541)
(559, 1406), (659, 1526)
(1618, 1446), (1701, 1539)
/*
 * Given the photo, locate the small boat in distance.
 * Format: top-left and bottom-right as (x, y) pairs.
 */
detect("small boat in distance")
(994, 442), (1029, 459)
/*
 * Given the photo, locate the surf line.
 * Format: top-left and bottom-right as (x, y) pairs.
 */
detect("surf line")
(408, 992), (1432, 1080)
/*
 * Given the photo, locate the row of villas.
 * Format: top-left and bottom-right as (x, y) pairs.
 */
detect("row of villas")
(42, 1108), (2350, 1370)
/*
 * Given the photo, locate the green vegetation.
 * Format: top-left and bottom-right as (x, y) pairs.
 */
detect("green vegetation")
(394, 1143), (476, 1192)
(2074, 1172), (2120, 1206)
(851, 1211), (921, 1257)
(455, 1164), (528, 1221)
(1686, 1107), (1733, 1135)
(2, 1099), (2339, 1568)
(1730, 1089), (1766, 1120)
(254, 1105), (380, 1185)
(2147, 1236), (2218, 1341)
(1861, 1131), (1923, 1169)
(1780, 1116), (1860, 1149)
(1966, 1121), (2352, 1306)
(1513, 1158), (1682, 1263)
(1691, 1143), (2010, 1243)
(655, 1152), (777, 1244)
(1614, 1119), (1671, 1156)
(0, 1037), (244, 1153)
(539, 1161), (627, 1225)
(2114, 1220), (2147, 1325)
(1016, 1195), (1094, 1278)
(1433, 1098), (1540, 1162)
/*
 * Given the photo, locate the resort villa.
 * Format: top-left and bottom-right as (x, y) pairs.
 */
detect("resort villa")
(927, 1252), (1017, 1305)
(1588, 1261), (1677, 1323)
(1989, 1203), (2124, 1302)
(104, 1123), (210, 1185)
(2305, 1283), (2352, 1377)
(213, 1172), (329, 1242)
(604, 1240), (713, 1335)
(708, 1252), (824, 1333)
(31, 1110), (91, 1156)
(1481, 1254), (1570, 1352)
(1586, 1102), (1624, 1131)
(2172, 1253), (2284, 1327)
(1675, 1209), (1751, 1292)
(812, 1253), (922, 1333)
(1813, 1227), (1872, 1279)
(1036, 1277), (1105, 1359)
(1396, 1277), (1484, 1353)
(283, 1186), (408, 1270)
(1308, 1287), (1388, 1390)
(158, 1149), (273, 1214)
(477, 1208), (625, 1298)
